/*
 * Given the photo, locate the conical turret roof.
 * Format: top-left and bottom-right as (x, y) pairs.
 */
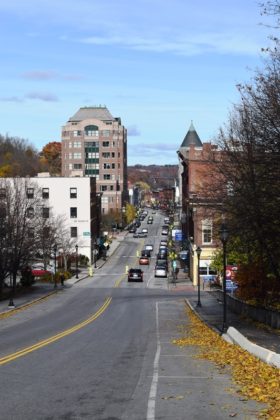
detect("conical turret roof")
(180, 121), (203, 148)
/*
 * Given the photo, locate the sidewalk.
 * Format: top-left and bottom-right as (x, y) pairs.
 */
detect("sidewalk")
(169, 271), (280, 368)
(0, 232), (126, 316)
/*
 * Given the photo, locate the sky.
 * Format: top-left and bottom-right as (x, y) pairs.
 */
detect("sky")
(0, 0), (276, 165)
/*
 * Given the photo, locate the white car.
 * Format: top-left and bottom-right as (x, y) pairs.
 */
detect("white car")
(154, 265), (168, 278)
(142, 228), (148, 234)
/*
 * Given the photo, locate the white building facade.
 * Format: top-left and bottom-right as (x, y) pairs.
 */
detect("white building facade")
(32, 175), (96, 261)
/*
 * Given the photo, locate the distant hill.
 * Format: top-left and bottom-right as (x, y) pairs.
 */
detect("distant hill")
(128, 164), (178, 189)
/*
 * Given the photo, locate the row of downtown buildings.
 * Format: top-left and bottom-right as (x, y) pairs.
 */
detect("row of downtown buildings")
(2, 104), (221, 281)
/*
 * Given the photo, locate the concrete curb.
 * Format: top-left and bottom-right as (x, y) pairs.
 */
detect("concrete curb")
(225, 326), (280, 369)
(184, 298), (280, 369)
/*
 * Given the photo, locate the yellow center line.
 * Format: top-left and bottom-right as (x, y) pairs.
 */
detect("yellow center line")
(0, 297), (112, 365)
(0, 269), (128, 366)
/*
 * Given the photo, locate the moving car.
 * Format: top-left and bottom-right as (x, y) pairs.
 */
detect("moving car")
(128, 268), (143, 282)
(144, 244), (154, 252)
(154, 265), (168, 278)
(139, 256), (150, 265)
(142, 228), (148, 234)
(141, 249), (151, 257)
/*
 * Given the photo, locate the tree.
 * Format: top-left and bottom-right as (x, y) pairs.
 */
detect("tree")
(40, 142), (61, 175)
(207, 38), (280, 300)
(0, 179), (46, 293)
(0, 135), (40, 177)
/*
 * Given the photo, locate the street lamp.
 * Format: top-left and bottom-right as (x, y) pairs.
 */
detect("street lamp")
(7, 248), (15, 308)
(196, 246), (202, 307)
(53, 244), (57, 289)
(75, 244), (79, 279)
(220, 223), (229, 332)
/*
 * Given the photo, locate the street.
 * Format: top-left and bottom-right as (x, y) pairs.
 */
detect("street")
(0, 213), (263, 419)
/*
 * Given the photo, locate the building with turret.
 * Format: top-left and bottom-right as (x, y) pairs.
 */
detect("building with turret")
(177, 122), (222, 285)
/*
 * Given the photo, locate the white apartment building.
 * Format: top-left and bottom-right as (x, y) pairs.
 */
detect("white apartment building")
(31, 175), (98, 261)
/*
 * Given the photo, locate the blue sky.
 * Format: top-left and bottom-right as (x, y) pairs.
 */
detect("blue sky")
(0, 0), (275, 165)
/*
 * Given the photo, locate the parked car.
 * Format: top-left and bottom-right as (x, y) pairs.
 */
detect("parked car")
(156, 259), (168, 269)
(139, 256), (150, 265)
(128, 268), (143, 282)
(154, 265), (168, 278)
(129, 226), (136, 233)
(161, 228), (168, 236)
(160, 240), (168, 247)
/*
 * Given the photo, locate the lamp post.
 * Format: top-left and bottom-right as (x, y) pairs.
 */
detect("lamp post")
(8, 248), (15, 308)
(75, 244), (79, 279)
(220, 223), (229, 332)
(196, 246), (202, 307)
(53, 244), (57, 289)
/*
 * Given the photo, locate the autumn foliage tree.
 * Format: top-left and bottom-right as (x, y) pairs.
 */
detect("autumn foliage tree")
(0, 135), (40, 177)
(209, 26), (280, 302)
(40, 141), (61, 175)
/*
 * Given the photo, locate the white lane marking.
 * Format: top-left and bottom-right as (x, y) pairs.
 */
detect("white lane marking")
(146, 301), (161, 420)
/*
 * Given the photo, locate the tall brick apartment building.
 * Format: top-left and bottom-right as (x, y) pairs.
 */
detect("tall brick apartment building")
(61, 106), (128, 214)
(178, 122), (221, 285)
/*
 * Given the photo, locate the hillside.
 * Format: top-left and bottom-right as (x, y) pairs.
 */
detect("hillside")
(128, 164), (178, 189)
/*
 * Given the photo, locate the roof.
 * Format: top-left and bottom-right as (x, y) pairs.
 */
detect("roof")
(68, 106), (115, 122)
(180, 121), (203, 148)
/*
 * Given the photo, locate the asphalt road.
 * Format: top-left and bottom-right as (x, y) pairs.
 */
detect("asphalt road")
(0, 212), (264, 419)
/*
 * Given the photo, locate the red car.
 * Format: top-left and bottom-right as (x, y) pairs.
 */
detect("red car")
(139, 256), (150, 265)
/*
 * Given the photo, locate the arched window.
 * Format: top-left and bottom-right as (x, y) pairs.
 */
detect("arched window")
(85, 125), (99, 137)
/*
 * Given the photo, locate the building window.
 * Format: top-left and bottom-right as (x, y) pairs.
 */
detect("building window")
(103, 163), (111, 169)
(26, 188), (34, 199)
(102, 130), (110, 137)
(101, 185), (107, 191)
(70, 188), (77, 198)
(112, 152), (115, 158)
(69, 163), (73, 170)
(71, 227), (77, 238)
(103, 174), (111, 180)
(112, 163), (115, 169)
(73, 130), (81, 137)
(73, 141), (81, 148)
(73, 153), (81, 159)
(102, 152), (110, 158)
(73, 164), (82, 169)
(202, 220), (212, 244)
(0, 188), (6, 199)
(110, 185), (114, 191)
(42, 188), (49, 199)
(85, 141), (99, 147)
(27, 207), (35, 218)
(102, 141), (110, 147)
(69, 142), (72, 148)
(70, 207), (77, 218)
(42, 207), (49, 218)
(85, 125), (99, 136)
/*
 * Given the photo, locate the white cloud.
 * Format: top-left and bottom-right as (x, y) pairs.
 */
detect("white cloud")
(25, 92), (58, 102)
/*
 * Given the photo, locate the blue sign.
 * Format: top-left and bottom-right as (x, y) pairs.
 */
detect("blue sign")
(175, 233), (183, 241)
